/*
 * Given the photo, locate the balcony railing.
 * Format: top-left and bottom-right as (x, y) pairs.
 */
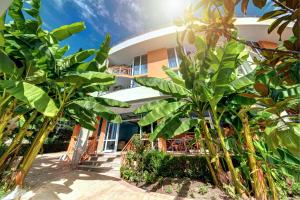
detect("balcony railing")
(166, 133), (207, 154)
(107, 65), (132, 76)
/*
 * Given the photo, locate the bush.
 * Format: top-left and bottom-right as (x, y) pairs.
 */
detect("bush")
(143, 151), (212, 181)
(121, 149), (212, 184)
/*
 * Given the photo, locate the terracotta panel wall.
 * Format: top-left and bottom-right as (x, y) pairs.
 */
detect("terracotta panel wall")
(147, 48), (169, 78)
(97, 119), (107, 153)
(258, 41), (277, 49)
(66, 124), (81, 160)
(158, 137), (167, 152)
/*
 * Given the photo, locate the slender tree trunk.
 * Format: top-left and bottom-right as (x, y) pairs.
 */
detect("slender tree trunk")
(211, 110), (246, 196)
(0, 100), (16, 140)
(0, 111), (38, 168)
(16, 118), (57, 186)
(240, 112), (267, 199)
(199, 137), (219, 186)
(201, 120), (226, 185)
(266, 164), (278, 200)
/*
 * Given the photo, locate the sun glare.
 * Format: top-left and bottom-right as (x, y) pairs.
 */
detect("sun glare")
(162, 0), (187, 19)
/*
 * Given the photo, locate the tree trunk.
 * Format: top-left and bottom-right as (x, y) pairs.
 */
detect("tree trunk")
(212, 110), (246, 196)
(201, 120), (226, 185)
(16, 118), (57, 186)
(266, 164), (278, 200)
(0, 100), (16, 140)
(0, 111), (38, 168)
(199, 136), (219, 186)
(240, 112), (267, 199)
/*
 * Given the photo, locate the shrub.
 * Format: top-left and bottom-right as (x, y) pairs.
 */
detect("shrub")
(198, 184), (208, 195)
(165, 185), (173, 194)
(143, 151), (212, 181)
(121, 149), (212, 184)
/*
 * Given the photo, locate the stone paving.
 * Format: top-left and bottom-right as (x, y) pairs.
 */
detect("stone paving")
(21, 152), (192, 200)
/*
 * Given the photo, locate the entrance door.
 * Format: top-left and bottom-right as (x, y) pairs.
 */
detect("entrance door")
(103, 122), (120, 152)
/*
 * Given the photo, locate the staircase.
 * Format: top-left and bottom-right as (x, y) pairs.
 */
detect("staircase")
(77, 152), (121, 178)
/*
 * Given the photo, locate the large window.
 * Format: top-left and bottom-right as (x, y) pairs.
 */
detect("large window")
(133, 54), (148, 75)
(167, 47), (181, 68)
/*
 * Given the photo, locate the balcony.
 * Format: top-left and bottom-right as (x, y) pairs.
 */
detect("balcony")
(107, 65), (132, 77)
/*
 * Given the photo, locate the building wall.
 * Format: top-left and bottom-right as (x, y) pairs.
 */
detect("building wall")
(97, 119), (107, 153)
(147, 48), (169, 78)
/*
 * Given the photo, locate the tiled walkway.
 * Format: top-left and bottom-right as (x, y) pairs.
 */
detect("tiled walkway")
(21, 152), (191, 200)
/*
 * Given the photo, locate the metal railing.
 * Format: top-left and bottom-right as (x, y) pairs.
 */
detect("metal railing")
(107, 65), (132, 76)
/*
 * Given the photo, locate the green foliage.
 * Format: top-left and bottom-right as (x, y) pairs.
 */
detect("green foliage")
(121, 149), (212, 184)
(165, 185), (173, 194)
(0, 0), (125, 190)
(0, 80), (59, 117)
(135, 77), (190, 98)
(198, 184), (209, 195)
(51, 22), (86, 41)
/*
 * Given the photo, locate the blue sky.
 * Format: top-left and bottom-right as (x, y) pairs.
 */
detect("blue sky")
(37, 0), (273, 54)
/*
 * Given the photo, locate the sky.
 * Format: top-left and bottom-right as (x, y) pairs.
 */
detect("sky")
(37, 0), (273, 54)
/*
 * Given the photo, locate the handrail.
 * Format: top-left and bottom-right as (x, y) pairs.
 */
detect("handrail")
(120, 134), (140, 164)
(121, 134), (139, 153)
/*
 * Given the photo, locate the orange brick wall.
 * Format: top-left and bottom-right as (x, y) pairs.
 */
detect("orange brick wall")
(66, 124), (81, 160)
(147, 48), (169, 78)
(97, 119), (107, 152)
(158, 137), (167, 152)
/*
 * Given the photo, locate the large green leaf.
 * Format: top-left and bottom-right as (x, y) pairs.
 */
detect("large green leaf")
(135, 77), (190, 98)
(24, 0), (41, 19)
(0, 80), (59, 117)
(57, 71), (115, 85)
(258, 9), (285, 22)
(62, 49), (96, 67)
(211, 41), (245, 103)
(138, 101), (186, 126)
(229, 71), (255, 91)
(134, 98), (174, 114)
(162, 66), (185, 87)
(69, 100), (122, 123)
(150, 116), (198, 140)
(88, 97), (130, 108)
(66, 104), (97, 130)
(0, 49), (17, 75)
(95, 34), (110, 66)
(0, 11), (5, 46)
(265, 123), (300, 157)
(8, 0), (25, 30)
(75, 61), (98, 72)
(51, 22), (85, 41)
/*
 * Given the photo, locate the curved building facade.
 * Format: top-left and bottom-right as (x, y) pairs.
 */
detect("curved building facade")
(68, 18), (292, 157)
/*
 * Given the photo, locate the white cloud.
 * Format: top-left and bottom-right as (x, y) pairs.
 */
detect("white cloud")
(112, 0), (145, 33)
(53, 0), (109, 34)
(73, 0), (109, 18)
(53, 0), (64, 9)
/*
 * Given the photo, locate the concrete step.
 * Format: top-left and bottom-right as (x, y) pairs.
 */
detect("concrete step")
(78, 153), (121, 178)
(89, 155), (121, 162)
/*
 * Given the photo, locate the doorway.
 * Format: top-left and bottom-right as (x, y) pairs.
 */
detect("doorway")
(103, 122), (120, 152)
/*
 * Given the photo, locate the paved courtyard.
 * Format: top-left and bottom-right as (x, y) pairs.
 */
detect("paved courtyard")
(21, 152), (192, 200)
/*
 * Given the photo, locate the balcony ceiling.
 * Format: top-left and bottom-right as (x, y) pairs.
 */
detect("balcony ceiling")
(108, 17), (292, 66)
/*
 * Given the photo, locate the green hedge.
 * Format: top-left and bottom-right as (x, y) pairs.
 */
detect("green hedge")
(121, 150), (212, 184)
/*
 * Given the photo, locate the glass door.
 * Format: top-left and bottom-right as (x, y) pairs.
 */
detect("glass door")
(103, 122), (120, 152)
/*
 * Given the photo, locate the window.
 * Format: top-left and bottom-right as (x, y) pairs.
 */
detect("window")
(133, 54), (148, 75)
(140, 55), (147, 74)
(167, 47), (181, 68)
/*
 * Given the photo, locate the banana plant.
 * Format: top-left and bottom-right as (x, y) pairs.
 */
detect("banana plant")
(0, 0), (129, 188)
(134, 37), (258, 195)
